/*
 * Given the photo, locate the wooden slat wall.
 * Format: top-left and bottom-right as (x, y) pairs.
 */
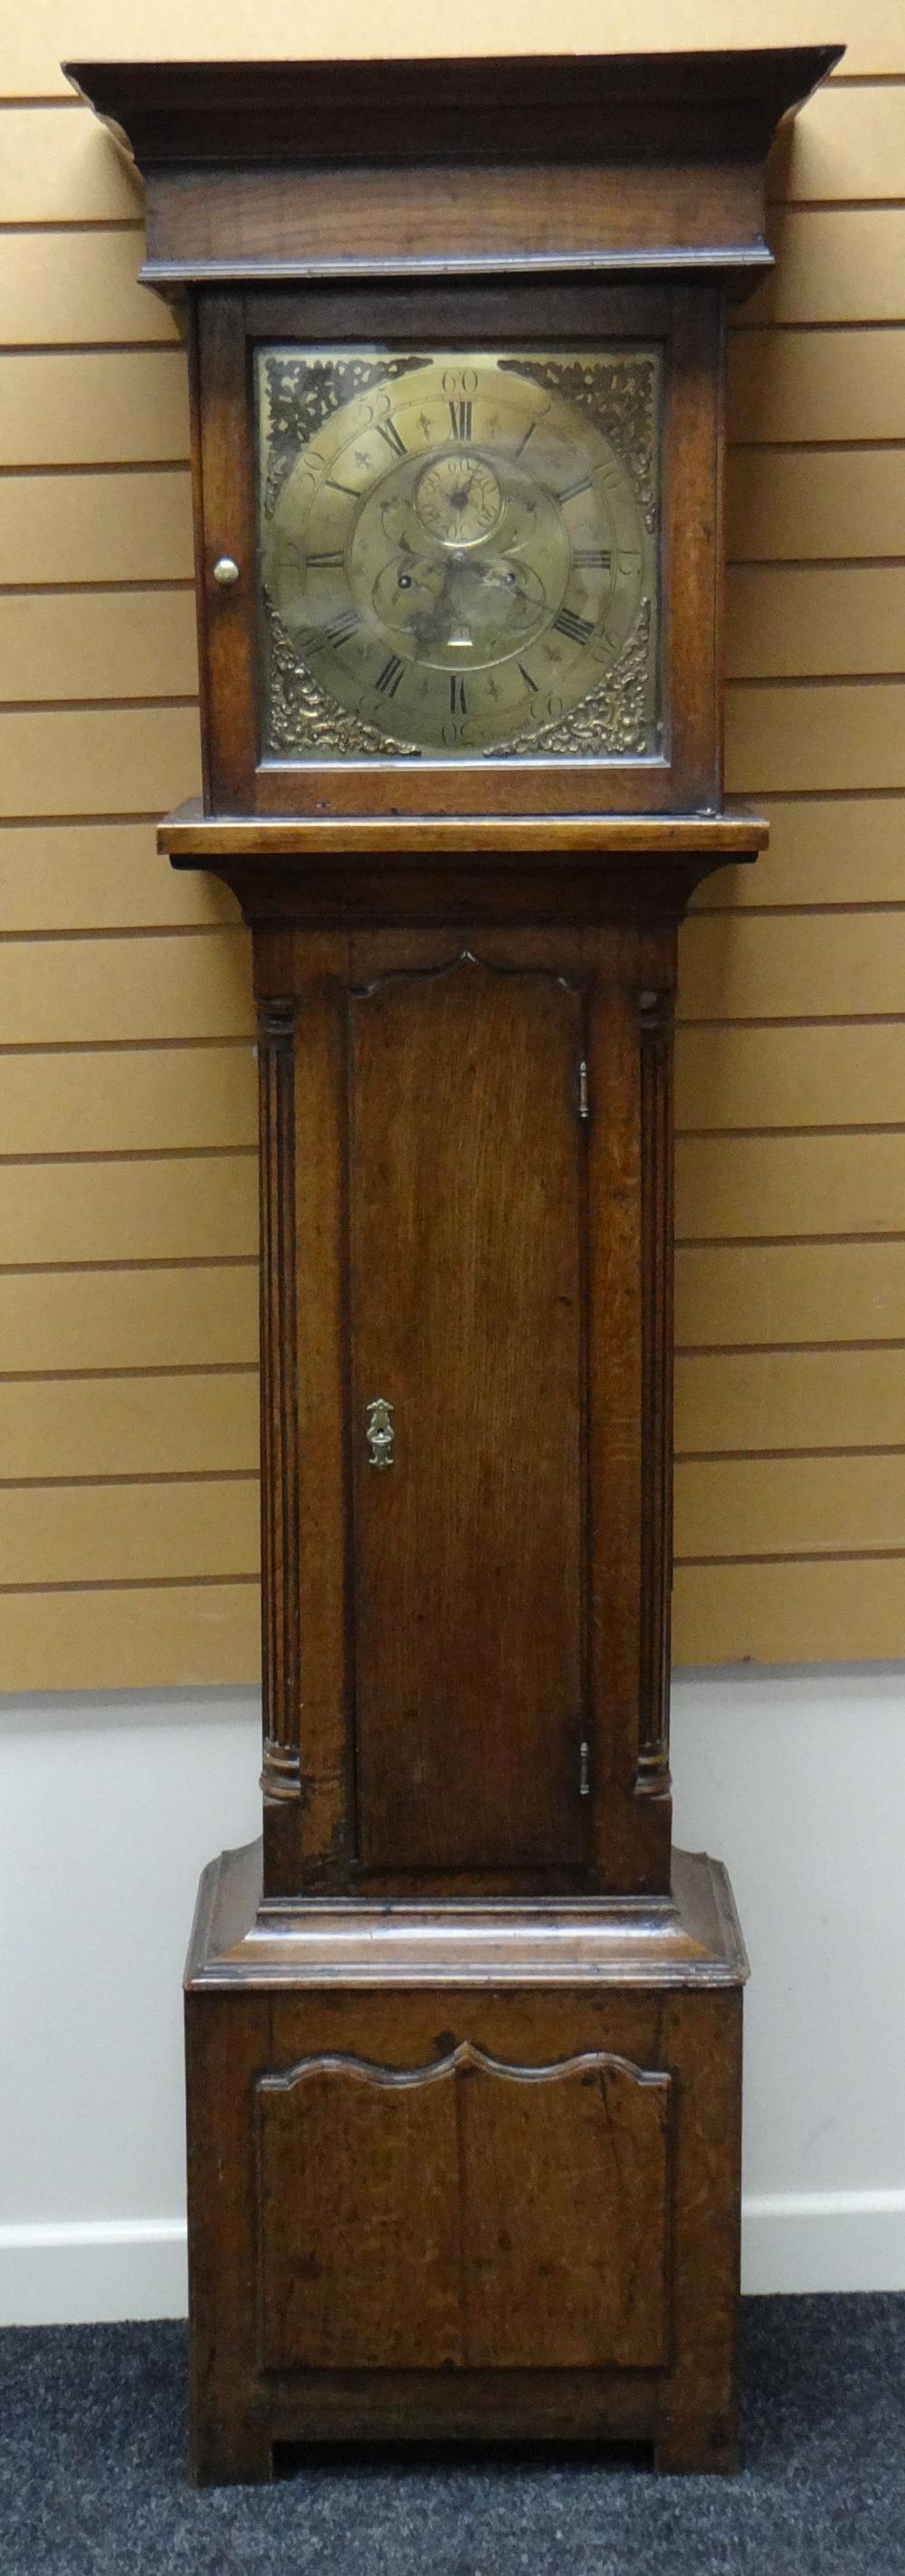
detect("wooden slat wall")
(2, 13), (904, 1685)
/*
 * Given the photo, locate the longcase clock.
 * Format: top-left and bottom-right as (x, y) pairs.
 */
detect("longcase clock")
(69, 45), (842, 2482)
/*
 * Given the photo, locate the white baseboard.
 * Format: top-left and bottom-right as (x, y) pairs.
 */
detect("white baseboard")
(741, 2190), (905, 2295)
(2, 2194), (903, 2327)
(0, 2221), (187, 2327)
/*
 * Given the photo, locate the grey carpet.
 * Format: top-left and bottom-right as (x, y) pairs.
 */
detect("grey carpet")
(0, 2295), (902, 2574)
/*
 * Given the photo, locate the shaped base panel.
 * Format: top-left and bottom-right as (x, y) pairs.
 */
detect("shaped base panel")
(184, 1843), (747, 2484)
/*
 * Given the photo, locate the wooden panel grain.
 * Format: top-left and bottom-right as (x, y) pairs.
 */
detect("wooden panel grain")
(0, 1043), (255, 1154)
(0, 1371), (258, 1480)
(676, 1020), (905, 1135)
(676, 1240), (905, 1349)
(726, 567), (905, 682)
(0, 352), (189, 468)
(149, 153), (771, 280)
(0, 931), (251, 1042)
(0, 1582), (260, 1693)
(677, 1133), (905, 1243)
(462, 2054), (670, 2368)
(258, 2056), (462, 2370)
(0, 106), (143, 222)
(727, 451), (905, 565)
(674, 1556), (905, 1666)
(0, 1476), (259, 1585)
(676, 1347), (905, 1455)
(728, 330), (905, 445)
(1, 1155), (258, 1265)
(676, 1451), (905, 1561)
(776, 80), (905, 207)
(0, 705), (201, 817)
(694, 797), (905, 913)
(0, 469), (194, 587)
(0, 589), (198, 704)
(185, 1985), (273, 2487)
(194, 292), (257, 809)
(740, 210), (905, 327)
(0, 1263), (258, 1373)
(726, 682), (905, 796)
(680, 908), (905, 1021)
(0, 823), (238, 933)
(350, 953), (586, 1873)
(0, 231), (178, 347)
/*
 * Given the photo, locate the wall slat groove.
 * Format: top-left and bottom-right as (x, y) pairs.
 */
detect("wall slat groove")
(676, 1547), (905, 1563)
(677, 1446), (905, 1460)
(0, 1366), (260, 1382)
(0, 219), (147, 234)
(676, 1231), (905, 1248)
(0, 1575), (261, 1593)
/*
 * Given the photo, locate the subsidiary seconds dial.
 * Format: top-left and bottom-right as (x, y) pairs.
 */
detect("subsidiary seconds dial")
(259, 348), (659, 759)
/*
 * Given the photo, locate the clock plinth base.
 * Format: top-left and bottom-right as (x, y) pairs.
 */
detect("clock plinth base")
(185, 1843), (747, 2485)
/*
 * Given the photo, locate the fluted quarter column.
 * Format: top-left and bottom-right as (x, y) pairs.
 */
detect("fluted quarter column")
(637, 985), (675, 1811)
(256, 996), (302, 1885)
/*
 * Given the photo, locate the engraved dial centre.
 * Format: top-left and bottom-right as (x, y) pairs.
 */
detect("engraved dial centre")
(353, 452), (569, 673)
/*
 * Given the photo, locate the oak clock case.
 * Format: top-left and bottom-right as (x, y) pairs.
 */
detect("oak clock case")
(65, 42), (841, 2491)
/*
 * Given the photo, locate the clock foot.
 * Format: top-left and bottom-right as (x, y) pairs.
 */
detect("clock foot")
(189, 2417), (274, 2487)
(654, 2416), (740, 2477)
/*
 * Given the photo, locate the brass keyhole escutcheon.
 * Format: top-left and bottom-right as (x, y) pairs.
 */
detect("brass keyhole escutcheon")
(366, 1397), (395, 1470)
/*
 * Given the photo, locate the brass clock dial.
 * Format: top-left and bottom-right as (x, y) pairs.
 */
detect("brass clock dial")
(257, 347), (661, 761)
